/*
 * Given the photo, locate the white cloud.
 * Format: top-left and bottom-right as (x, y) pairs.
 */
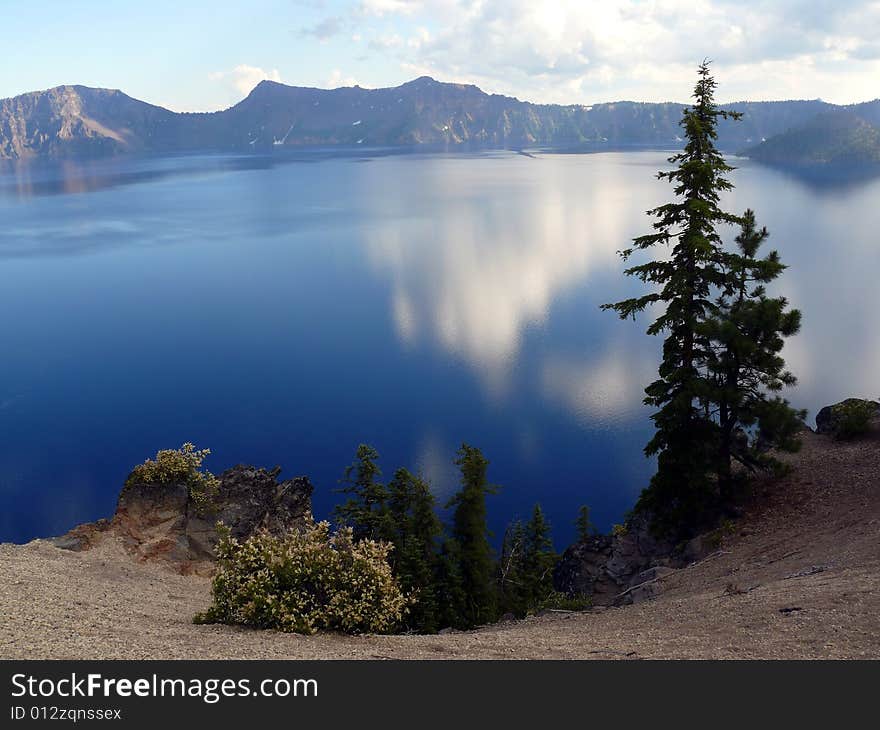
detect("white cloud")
(347, 0), (880, 104)
(327, 69), (359, 87)
(369, 33), (404, 51)
(301, 16), (345, 40)
(208, 64), (283, 100)
(359, 0), (422, 16)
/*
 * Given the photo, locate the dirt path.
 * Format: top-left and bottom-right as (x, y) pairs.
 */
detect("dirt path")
(1, 430), (878, 659)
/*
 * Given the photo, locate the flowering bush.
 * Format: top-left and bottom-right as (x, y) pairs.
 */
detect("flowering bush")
(126, 442), (220, 513)
(193, 521), (412, 635)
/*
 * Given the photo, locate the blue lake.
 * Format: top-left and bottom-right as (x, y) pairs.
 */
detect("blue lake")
(0, 149), (877, 547)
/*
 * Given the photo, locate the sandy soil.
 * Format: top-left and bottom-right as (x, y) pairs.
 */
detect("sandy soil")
(1, 429), (878, 659)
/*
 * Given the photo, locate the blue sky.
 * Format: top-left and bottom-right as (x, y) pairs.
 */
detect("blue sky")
(2, 1), (878, 111)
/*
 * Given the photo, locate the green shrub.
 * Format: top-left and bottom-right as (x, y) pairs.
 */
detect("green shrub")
(611, 523), (628, 538)
(831, 400), (876, 440)
(194, 521), (411, 635)
(126, 442), (220, 514)
(539, 591), (592, 612)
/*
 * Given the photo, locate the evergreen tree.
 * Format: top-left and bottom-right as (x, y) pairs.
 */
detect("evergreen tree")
(497, 520), (528, 616)
(574, 505), (594, 542)
(603, 63), (803, 534)
(435, 537), (468, 630)
(602, 61), (744, 532)
(521, 504), (557, 609)
(387, 467), (443, 633)
(334, 444), (393, 542)
(446, 444), (498, 627)
(707, 210), (805, 500)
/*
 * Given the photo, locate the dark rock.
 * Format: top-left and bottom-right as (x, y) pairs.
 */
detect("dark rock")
(815, 398), (880, 435)
(186, 465), (313, 559)
(553, 534), (616, 604)
(553, 514), (678, 606)
(606, 513), (675, 586)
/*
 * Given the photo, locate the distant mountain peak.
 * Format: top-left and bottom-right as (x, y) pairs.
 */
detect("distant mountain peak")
(253, 79), (283, 89)
(403, 75), (440, 85)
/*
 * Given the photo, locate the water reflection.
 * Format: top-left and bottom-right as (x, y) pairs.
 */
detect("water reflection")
(727, 160), (880, 418)
(541, 344), (657, 426)
(0, 154), (277, 199)
(361, 153), (652, 388)
(0, 146), (509, 201)
(360, 152), (879, 423)
(0, 149), (876, 545)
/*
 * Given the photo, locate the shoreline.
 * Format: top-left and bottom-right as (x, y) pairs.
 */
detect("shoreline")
(3, 429), (877, 660)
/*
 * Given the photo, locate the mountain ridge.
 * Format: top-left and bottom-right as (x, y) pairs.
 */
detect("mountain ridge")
(746, 108), (880, 166)
(1, 76), (878, 160)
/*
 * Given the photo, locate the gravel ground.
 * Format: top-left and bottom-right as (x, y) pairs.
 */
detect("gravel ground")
(1, 429), (878, 659)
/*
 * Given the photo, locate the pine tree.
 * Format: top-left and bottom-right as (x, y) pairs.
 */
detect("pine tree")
(574, 505), (594, 542)
(446, 444), (498, 627)
(521, 504), (557, 609)
(497, 520), (527, 616)
(602, 61), (745, 533)
(334, 444), (393, 542)
(603, 63), (803, 534)
(436, 537), (468, 630)
(387, 467), (443, 633)
(497, 505), (558, 616)
(708, 210), (805, 500)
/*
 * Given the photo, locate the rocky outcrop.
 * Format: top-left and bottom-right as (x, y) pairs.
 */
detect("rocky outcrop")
(552, 534), (618, 604)
(554, 514), (711, 606)
(52, 465), (312, 574)
(815, 398), (880, 435)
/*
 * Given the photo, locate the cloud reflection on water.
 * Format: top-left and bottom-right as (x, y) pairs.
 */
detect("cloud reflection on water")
(363, 153), (641, 391)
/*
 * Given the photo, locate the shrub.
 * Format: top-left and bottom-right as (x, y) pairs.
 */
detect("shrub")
(830, 400), (876, 440)
(539, 591), (592, 612)
(194, 521), (411, 635)
(611, 523), (628, 538)
(126, 442), (220, 514)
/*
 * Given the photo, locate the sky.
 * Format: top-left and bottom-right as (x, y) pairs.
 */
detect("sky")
(1, 0), (879, 111)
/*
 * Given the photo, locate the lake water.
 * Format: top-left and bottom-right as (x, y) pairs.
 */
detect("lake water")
(0, 149), (877, 547)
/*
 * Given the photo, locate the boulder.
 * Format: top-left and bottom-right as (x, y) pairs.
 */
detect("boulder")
(553, 534), (616, 604)
(53, 464), (313, 574)
(553, 515), (676, 606)
(815, 398), (880, 435)
(184, 465), (313, 559)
